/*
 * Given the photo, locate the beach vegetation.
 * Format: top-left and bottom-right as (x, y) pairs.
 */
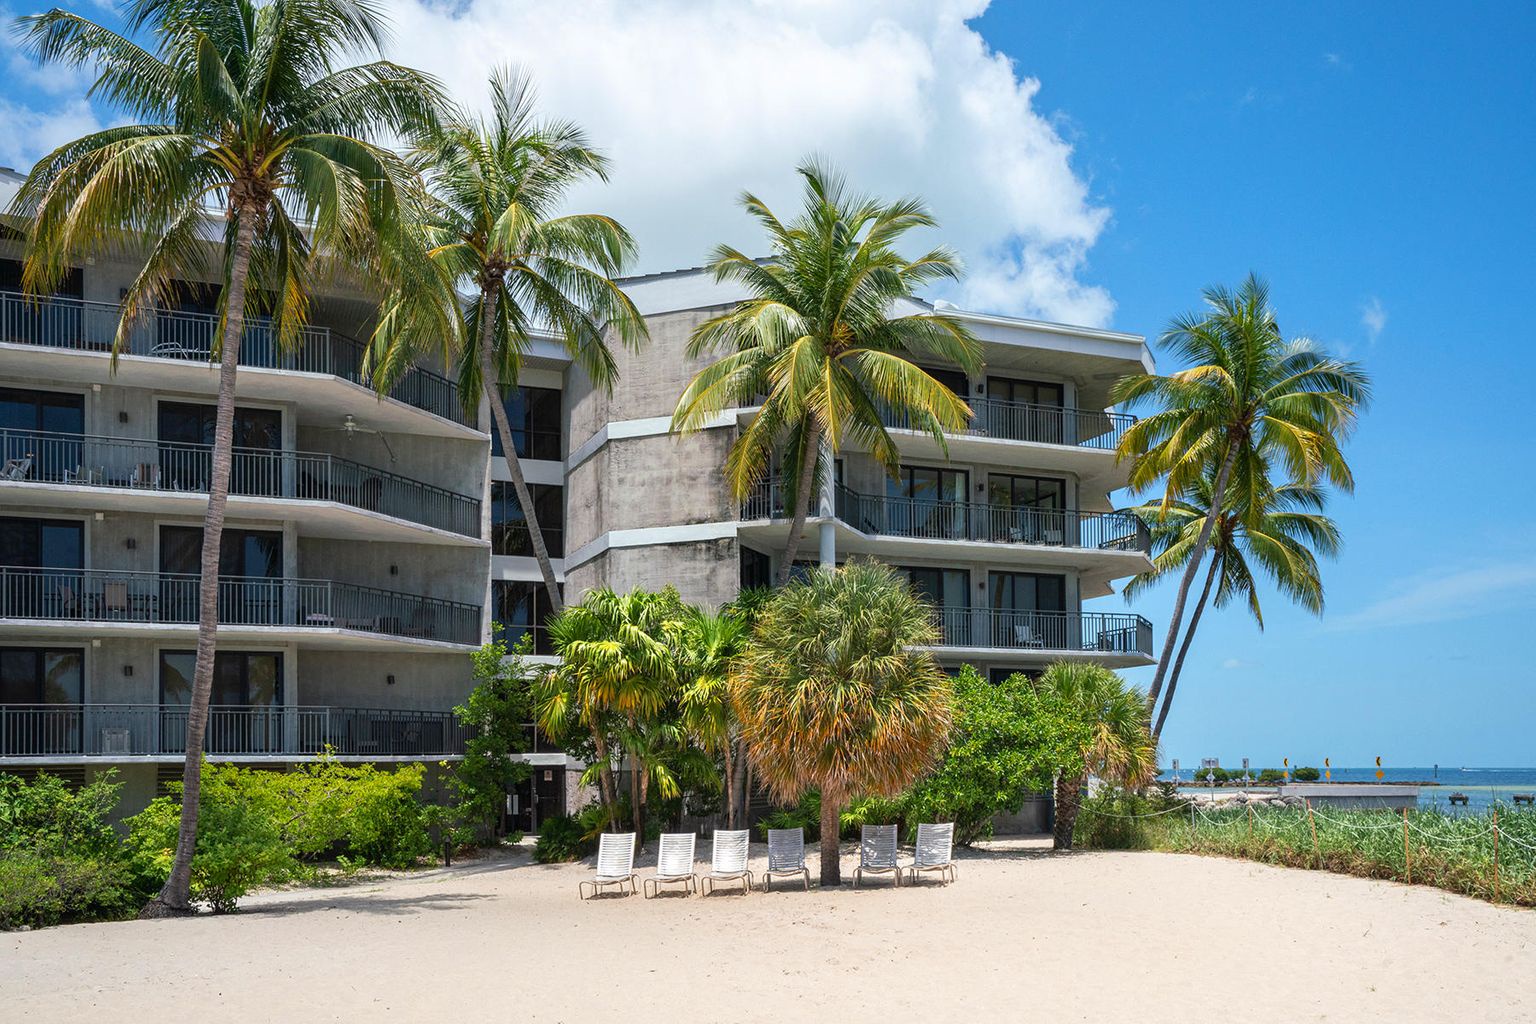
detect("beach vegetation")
(373, 69), (646, 616)
(1292, 766), (1322, 782)
(1112, 275), (1371, 735)
(443, 632), (535, 847)
(733, 560), (953, 885)
(9, 0), (446, 917)
(0, 771), (137, 929)
(671, 161), (981, 584)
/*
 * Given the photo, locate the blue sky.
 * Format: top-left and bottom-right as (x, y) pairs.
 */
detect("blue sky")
(976, 3), (1536, 767)
(1, 2), (1532, 766)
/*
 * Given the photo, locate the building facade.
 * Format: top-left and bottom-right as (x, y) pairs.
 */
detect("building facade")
(1, 168), (1155, 822)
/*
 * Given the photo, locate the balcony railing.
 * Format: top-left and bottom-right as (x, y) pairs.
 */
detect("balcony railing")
(882, 397), (1135, 450)
(0, 428), (481, 538)
(741, 481), (1150, 554)
(0, 290), (472, 428)
(929, 608), (1153, 656)
(0, 703), (471, 758)
(0, 566), (482, 646)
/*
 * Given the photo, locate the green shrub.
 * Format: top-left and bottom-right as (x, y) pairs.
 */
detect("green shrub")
(757, 791), (822, 839)
(533, 814), (590, 863)
(0, 770), (122, 858)
(1074, 787), (1169, 850)
(0, 852), (138, 930)
(1257, 769), (1286, 784)
(125, 765), (300, 913)
(1293, 766), (1321, 782)
(839, 794), (905, 838)
(444, 634), (534, 847)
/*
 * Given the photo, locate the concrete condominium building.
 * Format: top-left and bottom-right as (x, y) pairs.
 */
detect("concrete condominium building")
(0, 166), (1155, 823)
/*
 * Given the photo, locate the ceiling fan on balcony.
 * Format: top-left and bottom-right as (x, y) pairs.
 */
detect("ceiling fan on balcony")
(320, 414), (398, 463)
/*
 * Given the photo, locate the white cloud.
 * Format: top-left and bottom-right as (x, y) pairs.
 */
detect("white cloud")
(1221, 658), (1252, 670)
(0, 98), (101, 171)
(1361, 296), (1387, 343)
(1330, 560), (1536, 631)
(383, 0), (1115, 325)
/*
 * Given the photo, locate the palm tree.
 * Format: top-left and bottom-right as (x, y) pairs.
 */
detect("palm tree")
(733, 561), (953, 885)
(535, 586), (685, 841)
(671, 161), (981, 585)
(1033, 661), (1157, 851)
(375, 70), (646, 613)
(9, 0), (442, 916)
(1126, 476), (1339, 737)
(1110, 274), (1371, 715)
(676, 605), (750, 829)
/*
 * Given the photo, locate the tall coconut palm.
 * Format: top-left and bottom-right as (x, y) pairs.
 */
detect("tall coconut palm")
(534, 586), (684, 841)
(676, 605), (750, 828)
(671, 161), (981, 585)
(1033, 661), (1157, 851)
(9, 0), (442, 916)
(734, 560), (953, 885)
(1110, 274), (1370, 715)
(1126, 476), (1339, 737)
(375, 70), (646, 614)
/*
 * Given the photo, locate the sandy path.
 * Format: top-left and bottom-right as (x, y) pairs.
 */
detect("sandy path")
(4, 840), (1532, 1023)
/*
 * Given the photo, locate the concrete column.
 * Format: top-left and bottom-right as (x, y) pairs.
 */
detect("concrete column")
(818, 436), (836, 569)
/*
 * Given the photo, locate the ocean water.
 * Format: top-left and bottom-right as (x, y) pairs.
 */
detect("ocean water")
(1157, 767), (1536, 813)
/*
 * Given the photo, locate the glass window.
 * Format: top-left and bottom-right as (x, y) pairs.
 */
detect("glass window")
(490, 386), (562, 461)
(0, 516), (84, 568)
(0, 386), (84, 435)
(492, 580), (560, 655)
(920, 367), (969, 396)
(739, 546), (771, 590)
(988, 474), (1066, 510)
(987, 377), (1064, 408)
(490, 482), (564, 557)
(988, 571), (1066, 612)
(159, 650), (283, 707)
(157, 401), (281, 450)
(0, 647), (83, 704)
(888, 466), (969, 538)
(159, 526), (282, 578)
(901, 566), (970, 611)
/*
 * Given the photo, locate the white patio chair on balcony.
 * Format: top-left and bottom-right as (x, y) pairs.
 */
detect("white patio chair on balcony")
(700, 828), (754, 895)
(906, 822), (956, 885)
(1, 455), (32, 481)
(763, 827), (811, 892)
(1012, 624), (1044, 649)
(643, 832), (698, 898)
(578, 832), (638, 899)
(853, 823), (900, 888)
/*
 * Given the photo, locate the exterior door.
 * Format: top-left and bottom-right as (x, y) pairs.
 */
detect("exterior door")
(985, 376), (1065, 443)
(157, 401), (282, 495)
(986, 474), (1067, 543)
(888, 466), (969, 539)
(901, 566), (969, 644)
(0, 516), (83, 619)
(159, 649), (283, 753)
(159, 525), (283, 624)
(0, 646), (84, 755)
(0, 387), (84, 481)
(988, 571), (1067, 648)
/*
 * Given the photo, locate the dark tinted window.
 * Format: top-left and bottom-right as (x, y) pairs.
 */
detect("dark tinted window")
(0, 517), (83, 568)
(740, 546), (771, 590)
(159, 525), (282, 577)
(987, 377), (1063, 407)
(490, 386), (562, 460)
(492, 580), (560, 654)
(0, 387), (84, 435)
(0, 647), (83, 703)
(157, 401), (281, 450)
(159, 650), (283, 706)
(490, 482), (563, 557)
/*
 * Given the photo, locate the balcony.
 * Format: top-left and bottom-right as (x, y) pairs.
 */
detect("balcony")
(0, 703), (471, 760)
(0, 428), (482, 540)
(0, 290), (473, 430)
(883, 398), (1135, 450)
(0, 567), (482, 647)
(742, 482), (1150, 557)
(927, 608), (1154, 662)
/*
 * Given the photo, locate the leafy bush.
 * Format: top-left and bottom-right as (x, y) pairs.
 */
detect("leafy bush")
(1293, 766), (1321, 782)
(757, 791), (822, 839)
(1258, 769), (1286, 784)
(0, 852), (138, 929)
(533, 814), (590, 863)
(125, 765), (301, 913)
(1074, 787), (1176, 850)
(904, 666), (1072, 845)
(0, 770), (122, 858)
(445, 634), (533, 847)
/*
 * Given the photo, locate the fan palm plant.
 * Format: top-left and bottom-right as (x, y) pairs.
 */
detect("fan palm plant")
(671, 161), (981, 584)
(534, 586), (685, 841)
(676, 605), (751, 828)
(1033, 661), (1157, 851)
(9, 0), (442, 916)
(733, 560), (953, 885)
(374, 70), (646, 613)
(1126, 476), (1339, 737)
(1110, 274), (1370, 714)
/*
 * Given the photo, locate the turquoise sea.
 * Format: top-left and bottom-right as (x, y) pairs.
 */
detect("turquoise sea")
(1158, 767), (1536, 813)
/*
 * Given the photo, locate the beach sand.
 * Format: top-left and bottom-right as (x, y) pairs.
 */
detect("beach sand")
(4, 838), (1532, 1023)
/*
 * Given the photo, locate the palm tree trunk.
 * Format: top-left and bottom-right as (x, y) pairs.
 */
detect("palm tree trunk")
(721, 739), (736, 830)
(1144, 443), (1238, 712)
(590, 727), (618, 820)
(141, 205), (257, 917)
(628, 750), (643, 839)
(1153, 551), (1222, 739)
(479, 285), (564, 615)
(774, 421), (823, 586)
(1053, 773), (1086, 851)
(731, 737), (749, 827)
(818, 788), (841, 886)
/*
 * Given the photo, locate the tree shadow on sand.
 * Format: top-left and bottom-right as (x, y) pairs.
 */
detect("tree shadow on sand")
(242, 891), (494, 918)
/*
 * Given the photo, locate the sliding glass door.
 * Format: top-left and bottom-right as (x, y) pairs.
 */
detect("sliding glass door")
(159, 525), (283, 624)
(988, 571), (1067, 648)
(888, 466), (969, 539)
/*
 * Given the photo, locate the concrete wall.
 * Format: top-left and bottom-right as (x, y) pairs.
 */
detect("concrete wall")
(297, 650), (472, 711)
(566, 539), (740, 611)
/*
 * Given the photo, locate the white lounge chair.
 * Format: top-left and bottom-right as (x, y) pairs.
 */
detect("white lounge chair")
(762, 827), (810, 891)
(907, 822), (956, 885)
(643, 832), (697, 898)
(853, 823), (900, 888)
(1, 455), (32, 481)
(700, 828), (753, 896)
(578, 832), (638, 899)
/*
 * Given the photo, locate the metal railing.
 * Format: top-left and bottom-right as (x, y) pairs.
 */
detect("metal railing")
(0, 428), (481, 537)
(881, 397), (1135, 450)
(740, 480), (1150, 554)
(929, 607), (1154, 655)
(0, 703), (471, 758)
(0, 290), (472, 427)
(0, 566), (482, 645)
